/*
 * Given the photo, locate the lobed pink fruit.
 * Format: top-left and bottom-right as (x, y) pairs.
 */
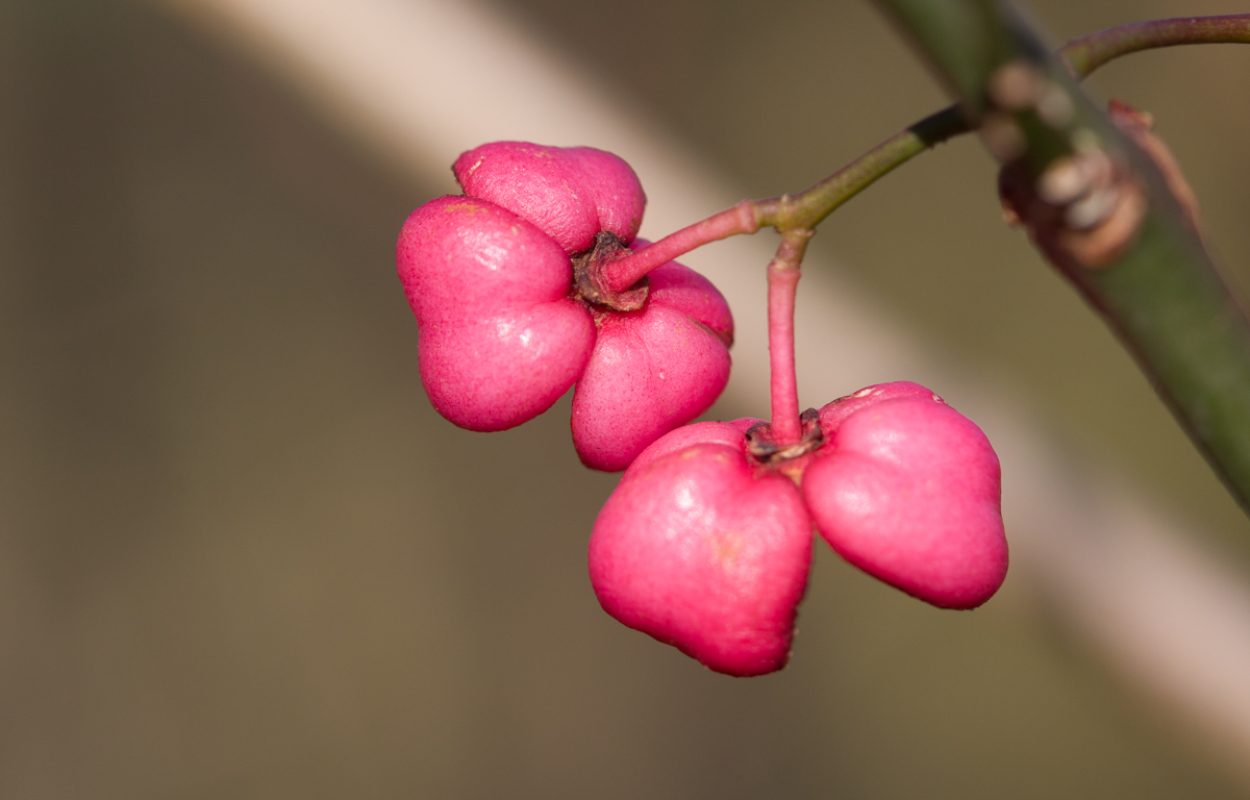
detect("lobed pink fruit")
(804, 382), (1007, 609)
(589, 432), (812, 676)
(453, 141), (644, 253)
(397, 142), (733, 468)
(399, 196), (596, 431)
(588, 381), (1007, 675)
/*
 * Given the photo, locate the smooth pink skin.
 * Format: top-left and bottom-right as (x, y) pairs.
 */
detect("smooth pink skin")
(397, 196), (595, 430)
(453, 142), (645, 254)
(589, 433), (813, 677)
(803, 382), (1008, 609)
(571, 260), (734, 471)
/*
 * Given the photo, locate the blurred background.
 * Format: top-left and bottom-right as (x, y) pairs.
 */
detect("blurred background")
(5, 1), (1250, 797)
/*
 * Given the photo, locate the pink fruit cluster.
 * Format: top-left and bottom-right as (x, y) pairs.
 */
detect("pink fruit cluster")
(589, 381), (1008, 677)
(396, 141), (733, 470)
(397, 142), (1010, 679)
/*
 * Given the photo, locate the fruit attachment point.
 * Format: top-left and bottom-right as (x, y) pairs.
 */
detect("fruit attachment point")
(572, 231), (649, 312)
(744, 408), (824, 466)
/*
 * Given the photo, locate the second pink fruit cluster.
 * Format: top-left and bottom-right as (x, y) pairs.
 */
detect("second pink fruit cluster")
(591, 381), (1008, 676)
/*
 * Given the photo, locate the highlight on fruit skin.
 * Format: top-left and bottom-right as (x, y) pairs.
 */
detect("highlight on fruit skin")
(396, 141), (734, 471)
(588, 381), (1007, 676)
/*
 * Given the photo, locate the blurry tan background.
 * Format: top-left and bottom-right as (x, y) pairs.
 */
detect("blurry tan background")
(4, 1), (1250, 797)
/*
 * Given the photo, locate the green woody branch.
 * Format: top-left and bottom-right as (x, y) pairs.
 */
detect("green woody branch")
(883, 1), (1250, 513)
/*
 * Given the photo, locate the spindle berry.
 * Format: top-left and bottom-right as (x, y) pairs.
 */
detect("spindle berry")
(396, 142), (733, 470)
(589, 381), (1007, 676)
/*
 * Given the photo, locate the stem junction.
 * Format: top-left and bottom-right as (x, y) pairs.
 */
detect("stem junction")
(599, 13), (1250, 294)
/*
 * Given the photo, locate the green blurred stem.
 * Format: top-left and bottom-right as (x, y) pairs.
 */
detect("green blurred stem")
(602, 13), (1250, 293)
(882, 0), (1250, 512)
(1063, 14), (1250, 76)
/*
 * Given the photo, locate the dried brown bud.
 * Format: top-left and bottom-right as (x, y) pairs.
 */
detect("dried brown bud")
(995, 99), (1200, 271)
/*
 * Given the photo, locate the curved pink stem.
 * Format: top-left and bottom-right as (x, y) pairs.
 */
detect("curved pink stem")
(602, 201), (759, 293)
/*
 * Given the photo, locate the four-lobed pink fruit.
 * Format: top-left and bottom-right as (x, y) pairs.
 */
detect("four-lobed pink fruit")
(589, 381), (1007, 676)
(396, 141), (733, 471)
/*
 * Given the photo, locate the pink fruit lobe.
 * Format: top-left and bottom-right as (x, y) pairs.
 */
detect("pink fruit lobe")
(804, 382), (1007, 609)
(398, 196), (596, 430)
(572, 257), (734, 471)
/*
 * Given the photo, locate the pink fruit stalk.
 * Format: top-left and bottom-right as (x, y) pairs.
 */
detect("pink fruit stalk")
(589, 381), (1007, 676)
(396, 142), (733, 471)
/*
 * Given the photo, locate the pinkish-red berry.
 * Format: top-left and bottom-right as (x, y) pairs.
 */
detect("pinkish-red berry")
(804, 382), (1007, 609)
(396, 142), (733, 470)
(589, 422), (812, 677)
(587, 382), (1007, 675)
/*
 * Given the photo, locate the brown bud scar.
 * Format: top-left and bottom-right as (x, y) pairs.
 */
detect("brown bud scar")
(991, 90), (1212, 272)
(1000, 157), (1145, 270)
(998, 120), (1149, 270)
